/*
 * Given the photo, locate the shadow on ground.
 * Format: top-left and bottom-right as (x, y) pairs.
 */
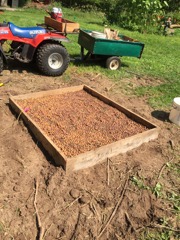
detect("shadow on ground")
(151, 110), (170, 122)
(5, 59), (41, 75)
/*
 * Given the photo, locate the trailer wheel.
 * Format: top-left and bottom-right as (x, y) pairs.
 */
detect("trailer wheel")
(0, 54), (3, 73)
(36, 43), (70, 76)
(106, 57), (121, 70)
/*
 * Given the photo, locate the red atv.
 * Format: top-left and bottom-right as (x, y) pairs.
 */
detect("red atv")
(0, 21), (70, 76)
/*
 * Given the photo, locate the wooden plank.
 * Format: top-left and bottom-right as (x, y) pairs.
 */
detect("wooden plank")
(9, 85), (159, 172)
(67, 128), (158, 172)
(9, 97), (67, 168)
(171, 24), (180, 28)
(45, 16), (80, 32)
(162, 24), (180, 29)
(11, 85), (84, 100)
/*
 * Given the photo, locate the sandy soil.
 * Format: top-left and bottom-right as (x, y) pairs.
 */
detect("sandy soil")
(0, 61), (179, 240)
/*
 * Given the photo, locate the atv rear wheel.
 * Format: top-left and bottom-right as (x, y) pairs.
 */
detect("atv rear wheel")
(0, 54), (3, 74)
(36, 43), (70, 76)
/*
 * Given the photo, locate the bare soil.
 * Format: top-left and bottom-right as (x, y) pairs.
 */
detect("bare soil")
(0, 62), (179, 240)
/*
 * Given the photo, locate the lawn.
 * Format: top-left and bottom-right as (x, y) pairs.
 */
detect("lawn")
(0, 6), (180, 109)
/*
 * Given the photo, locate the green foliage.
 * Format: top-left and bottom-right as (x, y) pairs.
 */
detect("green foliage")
(130, 176), (150, 190)
(165, 0), (180, 11)
(130, 176), (163, 198)
(101, 0), (169, 32)
(152, 182), (163, 198)
(167, 11), (180, 24)
(141, 229), (176, 240)
(166, 191), (180, 212)
(60, 0), (101, 11)
(59, 0), (179, 33)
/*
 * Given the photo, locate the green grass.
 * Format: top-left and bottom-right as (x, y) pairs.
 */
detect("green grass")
(0, 7), (180, 109)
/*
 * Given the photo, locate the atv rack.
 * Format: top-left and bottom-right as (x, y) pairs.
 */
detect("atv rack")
(44, 16), (80, 35)
(37, 23), (79, 36)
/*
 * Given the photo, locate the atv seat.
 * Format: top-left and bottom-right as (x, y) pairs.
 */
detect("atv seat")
(9, 22), (47, 39)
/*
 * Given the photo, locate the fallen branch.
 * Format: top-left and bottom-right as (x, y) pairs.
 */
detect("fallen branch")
(14, 155), (25, 169)
(91, 73), (101, 81)
(62, 196), (81, 211)
(34, 178), (45, 240)
(70, 211), (81, 240)
(16, 111), (22, 122)
(125, 211), (136, 232)
(169, 140), (175, 150)
(107, 158), (110, 186)
(157, 156), (174, 182)
(115, 233), (122, 240)
(43, 223), (53, 240)
(90, 200), (101, 223)
(148, 223), (180, 233)
(104, 83), (116, 92)
(97, 175), (129, 239)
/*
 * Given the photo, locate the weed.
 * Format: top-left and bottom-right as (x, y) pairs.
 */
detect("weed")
(130, 176), (150, 190)
(141, 229), (176, 240)
(152, 182), (163, 198)
(166, 191), (180, 213)
(130, 176), (164, 198)
(141, 217), (180, 240)
(166, 162), (180, 175)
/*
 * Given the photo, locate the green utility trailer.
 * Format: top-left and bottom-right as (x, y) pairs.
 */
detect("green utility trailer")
(78, 29), (145, 70)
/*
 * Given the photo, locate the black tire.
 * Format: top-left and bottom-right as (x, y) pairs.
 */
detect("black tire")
(106, 56), (121, 70)
(36, 43), (70, 76)
(0, 54), (3, 74)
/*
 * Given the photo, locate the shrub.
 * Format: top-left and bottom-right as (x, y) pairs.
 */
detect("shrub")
(101, 0), (169, 33)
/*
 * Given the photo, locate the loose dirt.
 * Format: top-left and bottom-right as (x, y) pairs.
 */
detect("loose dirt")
(16, 89), (147, 157)
(0, 62), (179, 240)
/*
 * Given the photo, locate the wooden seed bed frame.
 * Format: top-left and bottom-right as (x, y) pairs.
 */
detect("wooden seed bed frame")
(9, 85), (159, 172)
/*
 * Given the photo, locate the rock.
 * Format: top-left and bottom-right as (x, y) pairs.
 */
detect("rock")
(69, 188), (80, 199)
(78, 194), (90, 204)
